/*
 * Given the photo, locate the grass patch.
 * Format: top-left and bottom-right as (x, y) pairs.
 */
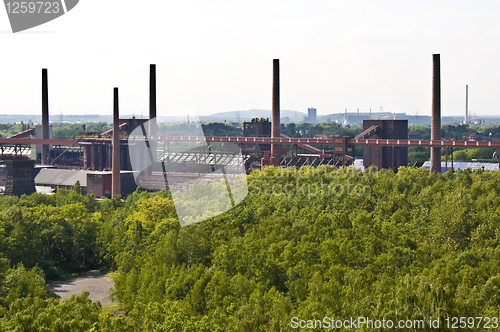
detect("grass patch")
(101, 303), (128, 316)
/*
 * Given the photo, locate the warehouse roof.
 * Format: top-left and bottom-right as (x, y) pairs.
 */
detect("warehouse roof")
(35, 169), (88, 187)
(422, 161), (498, 172)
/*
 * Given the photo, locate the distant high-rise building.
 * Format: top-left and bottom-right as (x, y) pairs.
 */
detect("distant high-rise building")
(305, 107), (317, 122)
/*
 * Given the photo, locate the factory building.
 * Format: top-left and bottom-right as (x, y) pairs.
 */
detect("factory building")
(362, 120), (408, 171)
(34, 168), (136, 198)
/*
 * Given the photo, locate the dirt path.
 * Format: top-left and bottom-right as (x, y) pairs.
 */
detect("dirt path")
(48, 270), (115, 306)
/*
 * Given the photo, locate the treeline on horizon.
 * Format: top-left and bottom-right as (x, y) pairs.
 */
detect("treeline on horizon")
(2, 121), (499, 139)
(2, 121), (499, 164)
(0, 166), (499, 330)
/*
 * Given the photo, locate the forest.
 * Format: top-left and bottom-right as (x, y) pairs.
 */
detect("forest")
(0, 166), (499, 330)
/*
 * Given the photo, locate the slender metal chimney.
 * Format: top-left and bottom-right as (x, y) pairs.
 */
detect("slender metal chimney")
(42, 69), (49, 164)
(112, 87), (121, 197)
(430, 54), (441, 174)
(149, 64), (157, 136)
(465, 85), (468, 124)
(270, 59), (280, 165)
(148, 64), (157, 174)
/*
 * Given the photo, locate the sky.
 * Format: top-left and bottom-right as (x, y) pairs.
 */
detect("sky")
(1, 0), (500, 119)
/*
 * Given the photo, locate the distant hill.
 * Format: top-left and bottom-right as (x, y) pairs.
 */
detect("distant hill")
(198, 109), (307, 122)
(0, 110), (499, 126)
(0, 110), (307, 125)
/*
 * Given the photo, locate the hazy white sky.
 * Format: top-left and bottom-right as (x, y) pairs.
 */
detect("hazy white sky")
(1, 0), (500, 118)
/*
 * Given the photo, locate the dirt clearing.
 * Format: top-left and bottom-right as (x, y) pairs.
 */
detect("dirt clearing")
(49, 270), (115, 306)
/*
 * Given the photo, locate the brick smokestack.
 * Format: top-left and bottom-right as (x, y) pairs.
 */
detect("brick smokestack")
(42, 68), (49, 164)
(430, 54), (441, 174)
(112, 87), (121, 197)
(270, 59), (280, 165)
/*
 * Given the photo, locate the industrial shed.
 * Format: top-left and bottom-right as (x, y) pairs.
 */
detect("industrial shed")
(34, 168), (137, 198)
(35, 169), (88, 194)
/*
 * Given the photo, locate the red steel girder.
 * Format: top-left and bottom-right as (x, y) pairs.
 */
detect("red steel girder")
(136, 136), (346, 145)
(129, 136), (499, 148)
(0, 138), (76, 145)
(348, 138), (499, 148)
(7, 128), (35, 139)
(354, 125), (379, 140)
(101, 123), (127, 136)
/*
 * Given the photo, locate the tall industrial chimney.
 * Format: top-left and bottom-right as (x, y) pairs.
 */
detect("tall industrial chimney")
(465, 85), (468, 124)
(148, 64), (157, 174)
(149, 64), (157, 136)
(270, 59), (280, 165)
(42, 69), (49, 164)
(430, 54), (441, 174)
(112, 87), (121, 197)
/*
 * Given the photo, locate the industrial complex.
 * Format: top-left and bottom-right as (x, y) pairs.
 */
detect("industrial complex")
(1, 55), (499, 198)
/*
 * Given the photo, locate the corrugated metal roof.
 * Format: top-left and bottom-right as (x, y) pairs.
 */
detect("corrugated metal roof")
(422, 161), (499, 172)
(35, 169), (88, 187)
(0, 147), (31, 156)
